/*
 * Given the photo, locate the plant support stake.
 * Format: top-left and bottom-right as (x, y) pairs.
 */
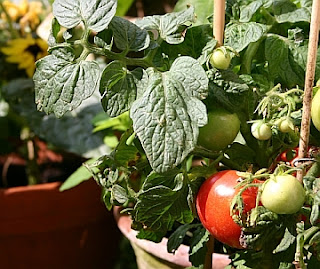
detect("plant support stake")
(297, 0), (320, 183)
(213, 0), (225, 47)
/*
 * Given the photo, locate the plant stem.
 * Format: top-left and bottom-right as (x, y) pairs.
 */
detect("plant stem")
(204, 235), (214, 269)
(240, 39), (263, 74)
(86, 42), (154, 69)
(297, 0), (320, 183)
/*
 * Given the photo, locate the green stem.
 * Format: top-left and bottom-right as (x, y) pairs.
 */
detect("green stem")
(240, 39), (263, 74)
(21, 128), (41, 185)
(86, 43), (154, 68)
(295, 226), (320, 268)
(0, 0), (19, 38)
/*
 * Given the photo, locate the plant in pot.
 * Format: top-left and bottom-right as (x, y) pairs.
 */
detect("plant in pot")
(0, 1), (122, 268)
(33, 0), (320, 268)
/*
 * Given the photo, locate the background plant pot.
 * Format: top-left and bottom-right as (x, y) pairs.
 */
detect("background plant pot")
(113, 207), (231, 269)
(0, 179), (121, 269)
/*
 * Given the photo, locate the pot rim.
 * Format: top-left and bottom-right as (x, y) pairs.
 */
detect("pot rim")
(113, 206), (231, 269)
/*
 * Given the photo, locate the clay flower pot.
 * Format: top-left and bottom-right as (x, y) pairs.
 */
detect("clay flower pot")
(0, 179), (121, 269)
(113, 207), (231, 269)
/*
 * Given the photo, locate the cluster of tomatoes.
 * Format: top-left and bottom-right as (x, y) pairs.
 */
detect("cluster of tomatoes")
(196, 46), (320, 250)
(196, 169), (306, 249)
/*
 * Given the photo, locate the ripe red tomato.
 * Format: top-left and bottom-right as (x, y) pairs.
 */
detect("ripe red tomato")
(196, 170), (258, 249)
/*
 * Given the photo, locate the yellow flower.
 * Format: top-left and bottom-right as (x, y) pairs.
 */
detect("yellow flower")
(1, 0), (21, 21)
(1, 35), (48, 77)
(20, 1), (44, 31)
(1, 0), (44, 30)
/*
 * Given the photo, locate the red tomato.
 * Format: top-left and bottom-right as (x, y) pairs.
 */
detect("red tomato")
(196, 170), (258, 249)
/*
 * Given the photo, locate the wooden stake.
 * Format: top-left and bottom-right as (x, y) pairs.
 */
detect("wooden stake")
(297, 0), (320, 183)
(213, 0), (225, 47)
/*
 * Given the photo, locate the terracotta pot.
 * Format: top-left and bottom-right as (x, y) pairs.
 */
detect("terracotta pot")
(0, 179), (121, 269)
(113, 207), (231, 269)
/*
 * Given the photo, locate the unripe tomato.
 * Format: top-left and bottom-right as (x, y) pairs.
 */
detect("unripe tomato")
(198, 107), (240, 151)
(251, 121), (272, 140)
(209, 47), (231, 70)
(277, 117), (294, 133)
(196, 170), (258, 249)
(261, 175), (305, 214)
(311, 89), (320, 132)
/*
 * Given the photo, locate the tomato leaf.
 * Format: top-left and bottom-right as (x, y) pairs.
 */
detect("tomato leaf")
(34, 49), (100, 118)
(167, 223), (201, 254)
(130, 57), (208, 173)
(239, 0), (264, 22)
(52, 0), (117, 32)
(133, 172), (194, 236)
(94, 29), (113, 50)
(100, 61), (144, 117)
(135, 6), (196, 44)
(174, 0), (213, 25)
(273, 0), (311, 23)
(109, 16), (150, 52)
(189, 227), (210, 267)
(265, 34), (305, 88)
(274, 227), (296, 253)
(224, 22), (268, 52)
(155, 24), (213, 67)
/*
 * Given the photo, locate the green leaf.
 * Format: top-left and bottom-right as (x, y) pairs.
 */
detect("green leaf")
(109, 16), (150, 52)
(130, 57), (208, 173)
(34, 50), (100, 118)
(3, 78), (108, 158)
(275, 7), (311, 23)
(224, 22), (268, 52)
(167, 223), (201, 253)
(94, 29), (113, 50)
(189, 227), (210, 267)
(274, 227), (296, 253)
(135, 6), (196, 44)
(157, 24), (213, 65)
(174, 0), (213, 25)
(265, 34), (305, 88)
(111, 184), (129, 204)
(134, 172), (194, 234)
(100, 61), (143, 117)
(239, 0), (264, 22)
(52, 0), (117, 32)
(59, 159), (97, 191)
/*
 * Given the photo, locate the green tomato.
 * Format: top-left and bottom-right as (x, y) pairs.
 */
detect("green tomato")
(251, 121), (272, 140)
(198, 107), (240, 151)
(277, 117), (294, 133)
(311, 88), (320, 132)
(209, 47), (231, 70)
(261, 175), (305, 214)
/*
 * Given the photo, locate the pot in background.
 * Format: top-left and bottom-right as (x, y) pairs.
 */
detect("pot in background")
(0, 179), (121, 269)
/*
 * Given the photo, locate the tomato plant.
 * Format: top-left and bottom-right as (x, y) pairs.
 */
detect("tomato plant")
(261, 174), (305, 214)
(33, 0), (320, 268)
(197, 107), (240, 151)
(196, 170), (258, 249)
(209, 47), (231, 70)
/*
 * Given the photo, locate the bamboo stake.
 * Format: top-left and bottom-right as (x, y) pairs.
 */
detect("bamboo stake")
(213, 0), (225, 47)
(297, 0), (320, 183)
